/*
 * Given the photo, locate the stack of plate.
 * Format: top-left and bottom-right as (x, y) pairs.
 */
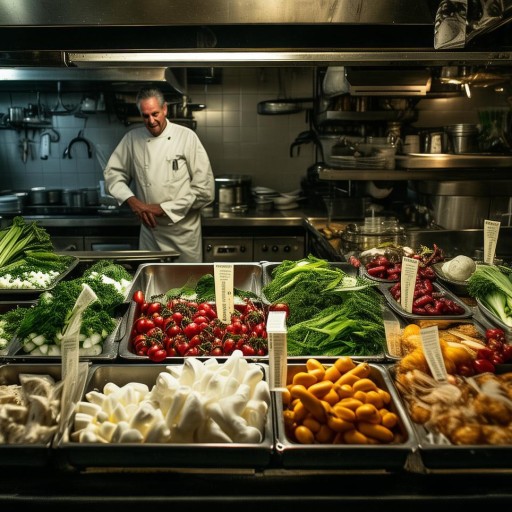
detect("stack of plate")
(330, 155), (386, 169)
(0, 195), (21, 215)
(272, 189), (304, 210)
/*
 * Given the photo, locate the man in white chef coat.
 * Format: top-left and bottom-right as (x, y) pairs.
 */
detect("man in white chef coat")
(104, 87), (215, 262)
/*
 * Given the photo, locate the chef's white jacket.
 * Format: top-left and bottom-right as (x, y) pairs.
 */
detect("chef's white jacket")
(104, 121), (215, 262)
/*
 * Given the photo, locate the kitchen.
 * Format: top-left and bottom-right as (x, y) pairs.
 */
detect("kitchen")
(1, 0), (512, 509)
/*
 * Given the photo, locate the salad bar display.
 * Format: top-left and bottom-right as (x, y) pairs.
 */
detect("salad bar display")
(0, 212), (512, 509)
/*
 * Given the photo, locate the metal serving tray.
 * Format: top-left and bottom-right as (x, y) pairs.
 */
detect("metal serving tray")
(261, 261), (386, 362)
(126, 262), (264, 302)
(56, 362), (274, 470)
(0, 255), (79, 300)
(0, 363), (63, 466)
(380, 281), (473, 321)
(476, 298), (512, 343)
(388, 364), (512, 471)
(273, 362), (417, 470)
(3, 316), (123, 362)
(260, 261), (357, 288)
(0, 300), (37, 357)
(383, 315), (491, 363)
(119, 262), (265, 362)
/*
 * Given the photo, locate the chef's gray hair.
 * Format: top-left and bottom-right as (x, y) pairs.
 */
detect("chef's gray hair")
(136, 88), (166, 112)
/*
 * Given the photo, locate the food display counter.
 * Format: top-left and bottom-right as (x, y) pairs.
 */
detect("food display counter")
(1, 213), (512, 509)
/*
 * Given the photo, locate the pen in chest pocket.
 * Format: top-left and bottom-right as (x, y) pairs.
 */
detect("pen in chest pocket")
(171, 155), (186, 170)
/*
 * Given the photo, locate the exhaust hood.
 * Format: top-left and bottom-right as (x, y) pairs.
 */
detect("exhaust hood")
(345, 68), (432, 96)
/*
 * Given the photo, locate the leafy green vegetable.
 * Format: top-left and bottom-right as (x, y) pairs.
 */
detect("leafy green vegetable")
(468, 264), (512, 327)
(0, 216), (54, 268)
(165, 273), (259, 302)
(262, 255), (378, 325)
(17, 260), (130, 343)
(286, 290), (385, 357)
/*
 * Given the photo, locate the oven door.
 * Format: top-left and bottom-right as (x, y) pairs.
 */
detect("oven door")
(203, 237), (253, 262)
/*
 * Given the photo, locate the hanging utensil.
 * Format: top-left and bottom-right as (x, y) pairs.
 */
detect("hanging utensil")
(52, 81), (77, 115)
(257, 69), (313, 115)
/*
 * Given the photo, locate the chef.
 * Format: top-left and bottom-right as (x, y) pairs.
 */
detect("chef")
(104, 87), (215, 262)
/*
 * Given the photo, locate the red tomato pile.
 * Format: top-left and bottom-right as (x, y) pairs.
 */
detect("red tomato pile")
(469, 328), (512, 375)
(130, 290), (269, 362)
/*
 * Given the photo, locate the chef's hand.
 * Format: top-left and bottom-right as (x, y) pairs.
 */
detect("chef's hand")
(126, 196), (165, 229)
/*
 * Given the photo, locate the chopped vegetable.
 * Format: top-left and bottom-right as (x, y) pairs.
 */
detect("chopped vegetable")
(16, 260), (132, 356)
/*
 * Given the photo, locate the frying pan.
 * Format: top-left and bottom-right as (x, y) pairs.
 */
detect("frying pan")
(257, 98), (313, 115)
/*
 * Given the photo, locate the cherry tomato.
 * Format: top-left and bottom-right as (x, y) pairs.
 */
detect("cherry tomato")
(147, 344), (167, 362)
(184, 322), (200, 339)
(501, 344), (512, 362)
(166, 323), (182, 337)
(473, 358), (496, 374)
(476, 347), (494, 361)
(132, 290), (145, 305)
(193, 314), (208, 326)
(210, 347), (223, 356)
(269, 303), (290, 318)
(172, 311), (184, 326)
(135, 317), (155, 334)
(223, 338), (236, 355)
(241, 343), (256, 356)
(175, 340), (190, 356)
(166, 346), (177, 357)
(152, 315), (165, 328)
(146, 302), (162, 316)
(185, 347), (199, 357)
(189, 334), (202, 348)
(486, 328), (506, 342)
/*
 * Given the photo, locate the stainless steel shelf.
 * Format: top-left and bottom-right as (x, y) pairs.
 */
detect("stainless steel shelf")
(318, 167), (512, 181)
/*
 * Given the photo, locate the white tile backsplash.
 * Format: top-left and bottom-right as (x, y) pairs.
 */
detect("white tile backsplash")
(0, 68), (316, 193)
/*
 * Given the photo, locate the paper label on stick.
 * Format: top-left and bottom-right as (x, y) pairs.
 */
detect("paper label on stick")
(420, 326), (448, 382)
(400, 256), (419, 313)
(484, 219), (501, 265)
(266, 310), (287, 391)
(214, 263), (234, 324)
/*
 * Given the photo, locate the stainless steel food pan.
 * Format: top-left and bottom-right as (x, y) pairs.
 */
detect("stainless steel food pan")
(126, 262), (264, 301)
(0, 363), (63, 466)
(273, 362), (417, 470)
(388, 364), (512, 472)
(56, 362), (274, 470)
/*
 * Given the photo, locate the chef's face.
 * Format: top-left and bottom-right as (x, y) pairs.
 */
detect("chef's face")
(140, 97), (168, 137)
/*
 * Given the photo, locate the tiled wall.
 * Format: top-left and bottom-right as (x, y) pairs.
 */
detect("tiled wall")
(0, 67), (316, 194)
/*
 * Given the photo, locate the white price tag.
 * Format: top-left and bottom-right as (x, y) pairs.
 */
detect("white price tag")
(420, 326), (448, 382)
(266, 310), (287, 391)
(484, 219), (501, 265)
(214, 263), (235, 324)
(400, 256), (419, 313)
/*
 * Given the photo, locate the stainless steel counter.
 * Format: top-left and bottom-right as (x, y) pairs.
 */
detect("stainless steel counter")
(15, 206), (323, 229)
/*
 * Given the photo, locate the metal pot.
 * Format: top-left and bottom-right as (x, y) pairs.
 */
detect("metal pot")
(8, 107), (25, 124)
(341, 218), (407, 253)
(82, 187), (99, 206)
(214, 174), (252, 212)
(29, 187), (48, 205)
(47, 189), (63, 204)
